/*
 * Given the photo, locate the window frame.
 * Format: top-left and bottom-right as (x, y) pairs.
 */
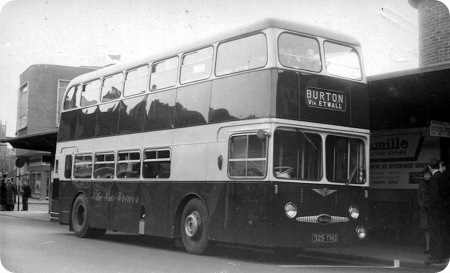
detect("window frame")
(149, 56), (179, 91)
(272, 127), (323, 181)
(142, 148), (171, 179)
(116, 150), (141, 179)
(101, 72), (124, 102)
(73, 153), (93, 179)
(215, 32), (268, 77)
(93, 152), (115, 179)
(324, 41), (362, 80)
(180, 46), (214, 84)
(80, 79), (101, 107)
(278, 32), (322, 72)
(123, 65), (149, 97)
(228, 132), (268, 179)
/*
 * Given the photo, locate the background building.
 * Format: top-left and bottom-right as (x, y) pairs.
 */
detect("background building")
(367, 0), (450, 245)
(0, 120), (15, 177)
(11, 64), (95, 199)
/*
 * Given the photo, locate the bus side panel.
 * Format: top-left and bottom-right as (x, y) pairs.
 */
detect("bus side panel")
(58, 179), (77, 225)
(141, 182), (171, 237)
(111, 182), (141, 233)
(224, 181), (273, 246)
(89, 181), (114, 229)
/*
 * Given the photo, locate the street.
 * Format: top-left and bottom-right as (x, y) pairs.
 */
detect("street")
(0, 211), (440, 273)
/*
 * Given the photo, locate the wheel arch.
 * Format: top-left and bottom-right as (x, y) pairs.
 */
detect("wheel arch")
(69, 191), (88, 231)
(173, 193), (208, 238)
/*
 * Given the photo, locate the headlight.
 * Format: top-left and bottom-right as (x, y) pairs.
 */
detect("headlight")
(356, 226), (367, 239)
(284, 202), (297, 218)
(348, 205), (359, 219)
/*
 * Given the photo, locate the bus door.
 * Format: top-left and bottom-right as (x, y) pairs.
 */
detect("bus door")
(227, 132), (271, 245)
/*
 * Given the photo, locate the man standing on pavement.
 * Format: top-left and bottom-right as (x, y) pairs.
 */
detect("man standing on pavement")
(439, 160), (450, 259)
(21, 181), (31, 211)
(5, 177), (17, 211)
(425, 159), (447, 264)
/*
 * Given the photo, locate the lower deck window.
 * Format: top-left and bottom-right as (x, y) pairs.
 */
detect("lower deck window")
(74, 154), (93, 179)
(94, 153), (115, 179)
(117, 151), (141, 179)
(229, 134), (267, 178)
(143, 149), (171, 178)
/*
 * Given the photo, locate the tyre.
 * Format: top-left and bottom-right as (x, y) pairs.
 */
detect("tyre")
(181, 198), (209, 254)
(71, 194), (106, 238)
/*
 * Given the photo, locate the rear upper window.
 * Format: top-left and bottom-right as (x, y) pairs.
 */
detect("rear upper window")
(216, 33), (267, 76)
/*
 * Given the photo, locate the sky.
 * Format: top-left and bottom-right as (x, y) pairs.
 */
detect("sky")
(0, 0), (443, 137)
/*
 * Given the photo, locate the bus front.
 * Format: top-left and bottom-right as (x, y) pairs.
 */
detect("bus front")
(267, 28), (369, 248)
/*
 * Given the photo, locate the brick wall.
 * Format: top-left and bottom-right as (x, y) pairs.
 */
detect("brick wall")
(417, 0), (450, 66)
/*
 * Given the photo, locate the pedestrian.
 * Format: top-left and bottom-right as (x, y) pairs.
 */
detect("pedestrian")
(439, 160), (450, 258)
(424, 159), (447, 264)
(5, 178), (17, 211)
(21, 180), (31, 211)
(417, 168), (431, 254)
(0, 179), (7, 211)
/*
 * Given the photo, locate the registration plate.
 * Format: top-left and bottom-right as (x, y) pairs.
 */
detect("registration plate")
(312, 233), (338, 243)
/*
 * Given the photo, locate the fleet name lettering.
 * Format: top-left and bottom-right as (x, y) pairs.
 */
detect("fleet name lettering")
(306, 88), (346, 111)
(92, 190), (140, 204)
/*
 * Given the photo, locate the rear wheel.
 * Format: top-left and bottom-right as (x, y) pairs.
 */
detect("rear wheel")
(71, 194), (106, 238)
(181, 199), (209, 254)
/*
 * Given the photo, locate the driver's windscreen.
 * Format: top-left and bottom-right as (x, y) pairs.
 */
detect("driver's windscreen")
(273, 129), (322, 180)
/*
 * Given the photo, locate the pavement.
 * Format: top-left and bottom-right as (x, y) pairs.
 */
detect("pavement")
(1, 199), (449, 272)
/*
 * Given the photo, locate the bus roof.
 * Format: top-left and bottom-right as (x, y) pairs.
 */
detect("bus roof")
(69, 18), (361, 85)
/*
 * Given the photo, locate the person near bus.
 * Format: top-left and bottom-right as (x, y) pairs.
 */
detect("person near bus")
(5, 178), (17, 211)
(21, 181), (31, 211)
(417, 168), (431, 254)
(424, 159), (447, 264)
(439, 160), (450, 259)
(0, 179), (7, 211)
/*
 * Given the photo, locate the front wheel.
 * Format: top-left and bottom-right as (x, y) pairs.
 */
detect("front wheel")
(181, 199), (209, 254)
(71, 194), (106, 238)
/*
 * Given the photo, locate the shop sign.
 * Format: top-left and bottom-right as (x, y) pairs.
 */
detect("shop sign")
(370, 132), (423, 162)
(430, 120), (450, 138)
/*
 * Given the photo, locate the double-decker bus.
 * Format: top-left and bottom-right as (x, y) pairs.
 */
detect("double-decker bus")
(53, 18), (369, 255)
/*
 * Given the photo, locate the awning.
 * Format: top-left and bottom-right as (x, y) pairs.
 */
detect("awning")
(0, 130), (58, 153)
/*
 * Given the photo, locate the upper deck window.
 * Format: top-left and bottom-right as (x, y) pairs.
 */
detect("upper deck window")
(81, 80), (101, 107)
(216, 33), (267, 76)
(150, 57), (178, 91)
(278, 33), (321, 72)
(101, 73), (124, 102)
(124, 66), (149, 97)
(180, 47), (213, 84)
(63, 85), (78, 110)
(324, 42), (362, 80)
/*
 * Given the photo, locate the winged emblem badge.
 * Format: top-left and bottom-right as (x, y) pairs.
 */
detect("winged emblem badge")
(312, 188), (337, 197)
